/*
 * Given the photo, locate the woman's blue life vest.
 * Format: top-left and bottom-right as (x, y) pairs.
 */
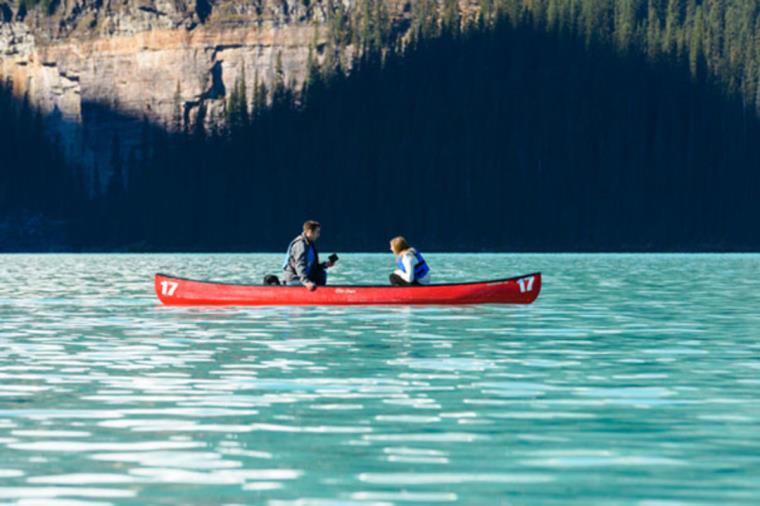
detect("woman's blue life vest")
(396, 250), (430, 280)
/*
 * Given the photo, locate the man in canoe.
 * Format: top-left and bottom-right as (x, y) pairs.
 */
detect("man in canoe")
(282, 220), (336, 291)
(389, 236), (431, 286)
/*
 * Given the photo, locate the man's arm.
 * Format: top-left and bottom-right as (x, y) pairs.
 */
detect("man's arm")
(291, 241), (312, 284)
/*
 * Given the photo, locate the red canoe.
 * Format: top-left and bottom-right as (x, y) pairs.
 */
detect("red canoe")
(154, 272), (541, 306)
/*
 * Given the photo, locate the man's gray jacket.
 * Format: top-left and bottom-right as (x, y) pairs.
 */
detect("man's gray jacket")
(282, 234), (318, 284)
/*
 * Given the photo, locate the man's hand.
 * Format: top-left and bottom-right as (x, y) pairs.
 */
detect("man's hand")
(305, 282), (317, 291)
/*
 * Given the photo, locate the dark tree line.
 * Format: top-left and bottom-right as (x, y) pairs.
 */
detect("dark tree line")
(98, 7), (760, 251)
(0, 80), (88, 230)
(3, 0), (760, 251)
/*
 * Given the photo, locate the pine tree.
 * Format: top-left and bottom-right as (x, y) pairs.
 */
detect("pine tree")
(414, 0), (438, 41)
(689, 4), (705, 79)
(272, 51), (288, 110)
(252, 70), (269, 118)
(358, 0), (372, 51)
(193, 101), (207, 139)
(108, 133), (124, 197)
(705, 0), (725, 79)
(755, 23), (760, 114)
(442, 0), (460, 36)
(546, 0), (560, 32)
(91, 163), (101, 198)
(126, 147), (138, 194)
(663, 0), (680, 56)
(322, 38), (340, 82)
(225, 65), (250, 134)
(304, 41), (324, 107)
(173, 81), (183, 132)
(372, 0), (389, 54)
(614, 0), (635, 53)
(237, 65), (249, 128)
(647, 0), (662, 60)
(253, 71), (269, 118)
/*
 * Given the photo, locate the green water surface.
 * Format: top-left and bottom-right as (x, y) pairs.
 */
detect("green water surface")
(0, 254), (759, 505)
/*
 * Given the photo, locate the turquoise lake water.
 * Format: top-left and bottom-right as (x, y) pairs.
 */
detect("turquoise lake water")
(1, 254), (759, 505)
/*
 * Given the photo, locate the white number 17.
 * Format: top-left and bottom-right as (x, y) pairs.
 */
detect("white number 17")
(160, 281), (179, 296)
(516, 276), (535, 293)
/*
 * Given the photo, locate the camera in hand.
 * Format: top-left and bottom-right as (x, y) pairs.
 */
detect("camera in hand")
(328, 253), (339, 264)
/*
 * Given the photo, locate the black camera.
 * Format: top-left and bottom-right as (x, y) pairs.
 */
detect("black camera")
(328, 253), (339, 264)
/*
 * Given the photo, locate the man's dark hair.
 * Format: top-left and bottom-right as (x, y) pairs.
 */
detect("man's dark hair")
(303, 220), (321, 233)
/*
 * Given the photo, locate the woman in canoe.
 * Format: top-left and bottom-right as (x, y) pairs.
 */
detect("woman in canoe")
(389, 236), (431, 286)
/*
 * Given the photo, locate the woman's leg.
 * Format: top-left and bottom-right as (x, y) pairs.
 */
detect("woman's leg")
(389, 273), (412, 286)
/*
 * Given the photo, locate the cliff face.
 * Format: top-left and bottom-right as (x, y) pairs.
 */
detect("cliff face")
(0, 0), (425, 169)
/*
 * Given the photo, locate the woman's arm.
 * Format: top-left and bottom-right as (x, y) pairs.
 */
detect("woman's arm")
(398, 253), (415, 283)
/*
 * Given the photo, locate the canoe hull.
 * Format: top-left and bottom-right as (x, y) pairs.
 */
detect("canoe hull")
(155, 272), (541, 306)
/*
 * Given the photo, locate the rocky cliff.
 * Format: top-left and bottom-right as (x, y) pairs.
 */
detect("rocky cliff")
(1, 0), (462, 171)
